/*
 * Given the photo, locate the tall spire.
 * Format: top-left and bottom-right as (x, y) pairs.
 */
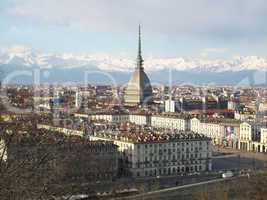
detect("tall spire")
(137, 24), (144, 69)
(138, 24), (142, 57)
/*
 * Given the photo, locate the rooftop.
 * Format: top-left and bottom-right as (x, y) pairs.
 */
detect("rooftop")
(92, 127), (210, 144)
(195, 117), (241, 125)
(153, 112), (191, 119)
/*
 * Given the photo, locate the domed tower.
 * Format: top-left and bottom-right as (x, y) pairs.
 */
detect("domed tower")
(124, 25), (153, 106)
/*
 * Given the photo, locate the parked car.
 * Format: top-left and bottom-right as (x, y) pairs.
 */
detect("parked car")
(222, 171), (234, 178)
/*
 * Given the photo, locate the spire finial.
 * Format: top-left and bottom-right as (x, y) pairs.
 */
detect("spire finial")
(137, 24), (143, 69)
(138, 24), (142, 56)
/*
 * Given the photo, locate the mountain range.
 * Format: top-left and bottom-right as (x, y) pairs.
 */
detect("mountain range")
(1, 46), (267, 85)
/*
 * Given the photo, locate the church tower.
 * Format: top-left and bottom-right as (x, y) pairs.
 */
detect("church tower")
(124, 25), (153, 106)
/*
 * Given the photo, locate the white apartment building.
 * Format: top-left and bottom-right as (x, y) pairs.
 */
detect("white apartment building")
(89, 114), (129, 123)
(75, 112), (152, 126)
(129, 114), (151, 126)
(239, 122), (253, 151)
(190, 118), (240, 147)
(151, 114), (190, 131)
(81, 113), (191, 131)
(191, 118), (221, 144)
(89, 130), (212, 177)
(238, 122), (267, 152)
(164, 100), (180, 112)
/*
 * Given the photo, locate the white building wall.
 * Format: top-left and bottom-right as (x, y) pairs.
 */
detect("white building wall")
(151, 116), (189, 131)
(261, 128), (267, 144)
(190, 118), (224, 145)
(89, 135), (212, 177)
(165, 100), (176, 112)
(239, 122), (252, 151)
(89, 114), (129, 123)
(129, 114), (150, 126)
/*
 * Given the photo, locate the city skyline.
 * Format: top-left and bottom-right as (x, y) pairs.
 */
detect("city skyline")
(2, 1), (267, 199)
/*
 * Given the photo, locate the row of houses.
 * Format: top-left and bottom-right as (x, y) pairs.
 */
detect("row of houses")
(191, 119), (267, 153)
(74, 112), (190, 131)
(74, 112), (267, 153)
(75, 113), (237, 146)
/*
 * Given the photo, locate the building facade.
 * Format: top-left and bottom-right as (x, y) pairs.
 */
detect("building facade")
(164, 99), (180, 113)
(190, 118), (240, 146)
(89, 130), (212, 178)
(151, 114), (191, 131)
(191, 118), (221, 144)
(239, 122), (267, 152)
(129, 114), (151, 126)
(239, 122), (253, 151)
(89, 114), (129, 123)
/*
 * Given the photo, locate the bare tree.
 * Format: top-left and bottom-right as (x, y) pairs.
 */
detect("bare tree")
(0, 111), (118, 200)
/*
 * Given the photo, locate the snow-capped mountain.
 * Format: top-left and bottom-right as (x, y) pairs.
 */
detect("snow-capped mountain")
(0, 46), (267, 85)
(1, 46), (267, 72)
(0, 46), (134, 71)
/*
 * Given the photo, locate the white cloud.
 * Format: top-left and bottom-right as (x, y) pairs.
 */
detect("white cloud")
(5, 0), (267, 38)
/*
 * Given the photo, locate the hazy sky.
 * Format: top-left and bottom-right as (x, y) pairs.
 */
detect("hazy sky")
(1, 0), (267, 59)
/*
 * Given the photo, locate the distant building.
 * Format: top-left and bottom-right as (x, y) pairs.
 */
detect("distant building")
(191, 118), (221, 145)
(89, 113), (129, 123)
(151, 114), (191, 131)
(179, 96), (228, 111)
(239, 122), (264, 152)
(189, 109), (234, 118)
(75, 112), (191, 130)
(239, 122), (254, 151)
(228, 100), (239, 110)
(75, 90), (81, 108)
(124, 25), (153, 106)
(190, 117), (240, 146)
(164, 99), (180, 113)
(129, 113), (151, 126)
